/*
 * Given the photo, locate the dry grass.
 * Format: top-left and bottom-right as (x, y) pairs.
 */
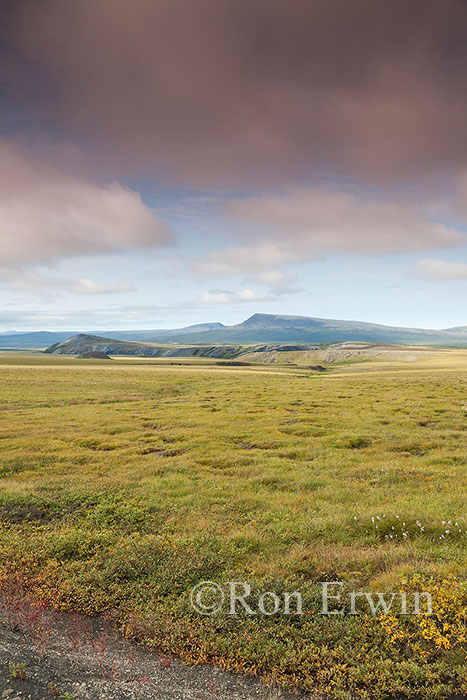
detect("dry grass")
(0, 350), (466, 698)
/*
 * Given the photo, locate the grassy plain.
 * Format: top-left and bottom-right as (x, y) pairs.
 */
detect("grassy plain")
(0, 350), (466, 698)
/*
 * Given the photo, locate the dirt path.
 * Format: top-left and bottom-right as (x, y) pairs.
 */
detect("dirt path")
(0, 611), (309, 700)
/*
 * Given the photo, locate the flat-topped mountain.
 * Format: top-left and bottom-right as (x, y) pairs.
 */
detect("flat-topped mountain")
(161, 313), (467, 345)
(235, 313), (410, 330)
(234, 313), (322, 329)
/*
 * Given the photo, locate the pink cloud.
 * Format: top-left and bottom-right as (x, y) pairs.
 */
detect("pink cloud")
(195, 186), (464, 275)
(0, 139), (170, 266)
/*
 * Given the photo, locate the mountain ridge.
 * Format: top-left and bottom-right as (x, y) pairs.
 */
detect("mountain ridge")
(37, 313), (467, 354)
(3, 313), (467, 349)
(0, 323), (225, 349)
(160, 313), (467, 345)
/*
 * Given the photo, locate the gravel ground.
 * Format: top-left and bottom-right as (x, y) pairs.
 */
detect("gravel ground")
(0, 611), (311, 700)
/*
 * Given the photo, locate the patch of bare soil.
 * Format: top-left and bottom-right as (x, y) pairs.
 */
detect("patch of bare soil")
(0, 607), (308, 700)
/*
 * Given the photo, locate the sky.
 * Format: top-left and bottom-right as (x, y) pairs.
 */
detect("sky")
(1, 0), (467, 332)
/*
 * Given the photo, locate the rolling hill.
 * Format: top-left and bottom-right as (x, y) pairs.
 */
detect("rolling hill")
(44, 334), (246, 359)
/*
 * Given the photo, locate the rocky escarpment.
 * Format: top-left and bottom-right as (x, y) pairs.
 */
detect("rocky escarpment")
(77, 350), (113, 359)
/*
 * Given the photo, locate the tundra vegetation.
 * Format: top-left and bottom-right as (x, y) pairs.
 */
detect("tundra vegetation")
(0, 350), (466, 699)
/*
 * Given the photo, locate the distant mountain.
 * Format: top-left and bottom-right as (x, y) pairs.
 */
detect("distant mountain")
(0, 323), (224, 348)
(156, 313), (467, 345)
(160, 322), (225, 335)
(108, 322), (225, 341)
(444, 326), (467, 333)
(5, 314), (467, 349)
(0, 331), (78, 348)
(236, 314), (323, 329)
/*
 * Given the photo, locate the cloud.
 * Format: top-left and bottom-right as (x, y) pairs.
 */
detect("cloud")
(252, 270), (292, 287)
(195, 186), (464, 276)
(0, 138), (170, 266)
(0, 305), (166, 331)
(227, 187), (462, 253)
(4, 0), (467, 187)
(0, 268), (135, 295)
(243, 270), (301, 296)
(416, 258), (467, 280)
(196, 244), (298, 276)
(200, 288), (269, 304)
(69, 278), (135, 294)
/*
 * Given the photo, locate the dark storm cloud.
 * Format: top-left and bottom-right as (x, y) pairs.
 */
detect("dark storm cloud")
(2, 0), (467, 187)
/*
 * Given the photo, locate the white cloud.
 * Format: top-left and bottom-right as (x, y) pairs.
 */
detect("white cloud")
(0, 305), (166, 331)
(252, 270), (296, 287)
(69, 278), (135, 294)
(416, 258), (467, 280)
(246, 269), (301, 295)
(0, 138), (171, 266)
(200, 288), (269, 305)
(0, 268), (135, 295)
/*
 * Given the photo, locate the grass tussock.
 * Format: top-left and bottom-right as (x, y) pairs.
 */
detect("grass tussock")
(0, 351), (467, 698)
